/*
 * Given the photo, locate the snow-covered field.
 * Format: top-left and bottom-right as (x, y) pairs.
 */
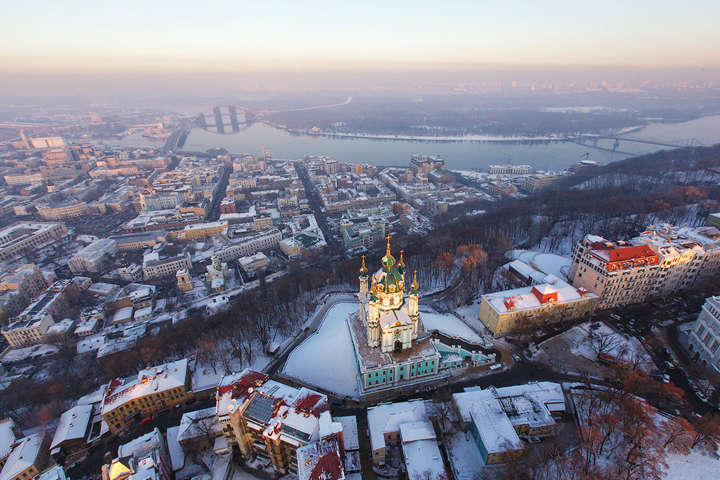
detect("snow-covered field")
(566, 322), (654, 370)
(282, 302), (360, 398)
(664, 449), (720, 479)
(421, 311), (484, 343)
(506, 249), (571, 280)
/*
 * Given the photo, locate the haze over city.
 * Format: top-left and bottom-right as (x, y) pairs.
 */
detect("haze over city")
(1, 3), (720, 480)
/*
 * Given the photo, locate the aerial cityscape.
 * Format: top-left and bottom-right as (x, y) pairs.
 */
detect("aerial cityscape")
(1, 2), (720, 480)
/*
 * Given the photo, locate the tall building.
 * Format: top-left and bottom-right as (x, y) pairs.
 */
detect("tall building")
(348, 239), (445, 391)
(176, 269), (192, 292)
(0, 264), (48, 300)
(68, 239), (118, 274)
(216, 369), (343, 476)
(569, 235), (659, 309)
(361, 240), (419, 352)
(570, 225), (720, 308)
(0, 222), (68, 261)
(684, 296), (720, 374)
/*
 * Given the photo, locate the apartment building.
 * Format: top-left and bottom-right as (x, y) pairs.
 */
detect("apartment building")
(36, 201), (89, 220)
(68, 238), (118, 274)
(453, 382), (565, 464)
(685, 296), (720, 374)
(488, 164), (532, 175)
(109, 231), (167, 251)
(570, 225), (720, 309)
(1, 281), (77, 347)
(101, 359), (191, 433)
(217, 369), (343, 476)
(214, 228), (282, 263)
(569, 235), (660, 309)
(169, 221), (228, 241)
(0, 222), (68, 261)
(142, 252), (192, 280)
(0, 264), (48, 300)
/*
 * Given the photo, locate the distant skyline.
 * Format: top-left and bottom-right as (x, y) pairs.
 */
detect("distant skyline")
(2, 1), (720, 74)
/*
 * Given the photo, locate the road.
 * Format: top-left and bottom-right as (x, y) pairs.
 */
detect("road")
(205, 167), (230, 221)
(257, 96), (352, 115)
(293, 161), (339, 248)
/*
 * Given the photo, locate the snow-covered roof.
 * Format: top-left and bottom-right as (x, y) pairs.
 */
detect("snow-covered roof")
(296, 438), (345, 480)
(334, 416), (359, 451)
(504, 260), (546, 284)
(75, 384), (107, 406)
(378, 307), (413, 329)
(0, 419), (17, 460)
(0, 433), (44, 480)
(469, 392), (523, 454)
(176, 407), (218, 443)
(399, 421), (435, 443)
(36, 465), (68, 480)
(51, 404), (93, 450)
(482, 274), (596, 314)
(454, 382), (565, 425)
(112, 307), (133, 323)
(102, 359), (188, 414)
(118, 428), (163, 458)
(399, 422), (445, 480)
(367, 400), (428, 452)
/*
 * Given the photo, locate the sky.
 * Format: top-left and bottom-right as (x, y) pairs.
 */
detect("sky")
(2, 1), (720, 74)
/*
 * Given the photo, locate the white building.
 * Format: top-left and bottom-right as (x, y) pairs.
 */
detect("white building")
(685, 296), (720, 374)
(142, 252), (192, 280)
(367, 399), (428, 466)
(0, 222), (68, 261)
(68, 239), (118, 274)
(238, 252), (268, 275)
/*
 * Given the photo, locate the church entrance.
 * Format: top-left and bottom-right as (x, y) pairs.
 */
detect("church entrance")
(394, 340), (402, 353)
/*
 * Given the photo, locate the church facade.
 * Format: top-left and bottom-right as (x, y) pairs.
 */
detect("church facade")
(348, 238), (442, 391)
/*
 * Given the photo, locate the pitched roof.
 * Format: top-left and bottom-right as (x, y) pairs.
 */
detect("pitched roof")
(0, 433), (44, 480)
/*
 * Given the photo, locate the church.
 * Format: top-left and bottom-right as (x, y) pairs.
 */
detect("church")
(360, 239), (419, 352)
(347, 237), (442, 392)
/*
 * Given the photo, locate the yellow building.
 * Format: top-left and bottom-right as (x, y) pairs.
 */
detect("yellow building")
(169, 221), (228, 241)
(101, 359), (191, 433)
(0, 433), (49, 480)
(478, 275), (598, 337)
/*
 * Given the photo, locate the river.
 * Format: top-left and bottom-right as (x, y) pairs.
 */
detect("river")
(128, 115), (720, 171)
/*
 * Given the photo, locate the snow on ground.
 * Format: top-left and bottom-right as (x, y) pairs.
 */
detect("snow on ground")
(663, 449), (720, 479)
(566, 322), (654, 369)
(507, 249), (571, 280)
(446, 432), (486, 480)
(282, 302), (360, 398)
(191, 344), (271, 393)
(421, 311), (484, 343)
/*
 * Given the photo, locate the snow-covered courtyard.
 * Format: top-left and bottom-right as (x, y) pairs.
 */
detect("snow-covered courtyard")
(507, 249), (571, 280)
(421, 310), (484, 343)
(281, 302), (360, 398)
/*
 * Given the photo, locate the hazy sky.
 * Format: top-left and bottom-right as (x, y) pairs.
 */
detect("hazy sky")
(2, 1), (719, 73)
